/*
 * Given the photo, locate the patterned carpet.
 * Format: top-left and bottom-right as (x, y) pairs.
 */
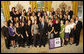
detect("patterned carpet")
(1, 28), (83, 53)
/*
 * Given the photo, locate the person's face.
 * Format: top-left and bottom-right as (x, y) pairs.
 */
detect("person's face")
(70, 19), (74, 23)
(60, 15), (62, 18)
(10, 17), (12, 20)
(46, 8), (48, 11)
(55, 16), (58, 19)
(16, 17), (18, 20)
(76, 17), (78, 21)
(56, 20), (58, 24)
(27, 12), (30, 16)
(65, 21), (68, 25)
(50, 12), (52, 15)
(10, 23), (13, 27)
(34, 8), (36, 11)
(61, 21), (63, 24)
(51, 16), (53, 19)
(22, 23), (24, 26)
(65, 15), (67, 19)
(66, 11), (68, 15)
(33, 13), (35, 16)
(46, 16), (48, 19)
(49, 20), (51, 23)
(74, 25), (76, 30)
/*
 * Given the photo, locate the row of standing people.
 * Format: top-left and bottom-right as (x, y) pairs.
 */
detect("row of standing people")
(2, 7), (82, 49)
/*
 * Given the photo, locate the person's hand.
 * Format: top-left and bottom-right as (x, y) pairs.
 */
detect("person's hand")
(27, 34), (29, 37)
(18, 34), (20, 36)
(21, 35), (23, 38)
(60, 32), (61, 34)
(5, 37), (7, 39)
(38, 33), (40, 35)
(32, 34), (33, 36)
(46, 33), (48, 35)
(55, 32), (58, 34)
(13, 34), (15, 36)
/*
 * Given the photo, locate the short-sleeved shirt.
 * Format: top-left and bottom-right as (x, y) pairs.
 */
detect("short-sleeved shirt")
(32, 24), (38, 34)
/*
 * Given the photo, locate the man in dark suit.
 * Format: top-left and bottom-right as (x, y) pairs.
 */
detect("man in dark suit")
(40, 7), (44, 17)
(2, 21), (11, 49)
(38, 17), (48, 47)
(34, 7), (38, 16)
(68, 6), (73, 19)
(75, 16), (82, 46)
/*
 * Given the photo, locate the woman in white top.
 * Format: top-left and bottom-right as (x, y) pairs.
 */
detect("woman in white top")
(64, 20), (71, 45)
(69, 19), (76, 44)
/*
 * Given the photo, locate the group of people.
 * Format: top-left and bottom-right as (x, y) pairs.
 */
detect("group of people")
(2, 6), (82, 49)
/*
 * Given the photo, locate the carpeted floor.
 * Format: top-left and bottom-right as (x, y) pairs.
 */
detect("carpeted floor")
(1, 28), (83, 53)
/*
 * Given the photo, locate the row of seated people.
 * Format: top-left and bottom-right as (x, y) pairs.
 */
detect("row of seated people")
(2, 7), (82, 49)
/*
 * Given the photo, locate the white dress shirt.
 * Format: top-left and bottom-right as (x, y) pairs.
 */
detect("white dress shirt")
(65, 24), (71, 33)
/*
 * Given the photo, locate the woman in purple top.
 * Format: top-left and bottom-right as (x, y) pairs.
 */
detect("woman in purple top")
(8, 22), (16, 47)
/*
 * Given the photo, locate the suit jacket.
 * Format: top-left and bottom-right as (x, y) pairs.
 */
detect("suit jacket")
(38, 22), (48, 34)
(76, 21), (82, 33)
(68, 10), (73, 19)
(2, 26), (9, 37)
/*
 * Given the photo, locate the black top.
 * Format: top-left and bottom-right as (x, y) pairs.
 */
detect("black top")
(10, 11), (16, 20)
(52, 11), (55, 15)
(7, 20), (13, 27)
(48, 25), (53, 32)
(76, 21), (82, 32)
(34, 11), (38, 16)
(37, 16), (40, 24)
(2, 26), (9, 37)
(16, 27), (21, 34)
(40, 11), (44, 17)
(26, 25), (31, 34)
(15, 14), (21, 20)
(38, 22), (48, 34)
(20, 26), (26, 37)
(53, 23), (60, 32)
(68, 10), (73, 19)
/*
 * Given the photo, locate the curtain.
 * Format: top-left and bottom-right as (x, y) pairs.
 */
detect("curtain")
(30, 1), (37, 12)
(44, 1), (52, 11)
(72, 1), (78, 16)
(1, 1), (10, 21)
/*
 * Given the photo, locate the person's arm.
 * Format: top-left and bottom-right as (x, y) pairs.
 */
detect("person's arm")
(14, 27), (19, 36)
(31, 25), (34, 36)
(60, 28), (64, 34)
(26, 31), (28, 37)
(50, 27), (54, 34)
